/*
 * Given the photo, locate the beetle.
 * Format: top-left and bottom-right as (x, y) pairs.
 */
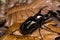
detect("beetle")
(20, 6), (60, 35)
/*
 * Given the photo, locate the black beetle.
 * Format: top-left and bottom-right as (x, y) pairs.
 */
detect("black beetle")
(20, 6), (60, 35)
